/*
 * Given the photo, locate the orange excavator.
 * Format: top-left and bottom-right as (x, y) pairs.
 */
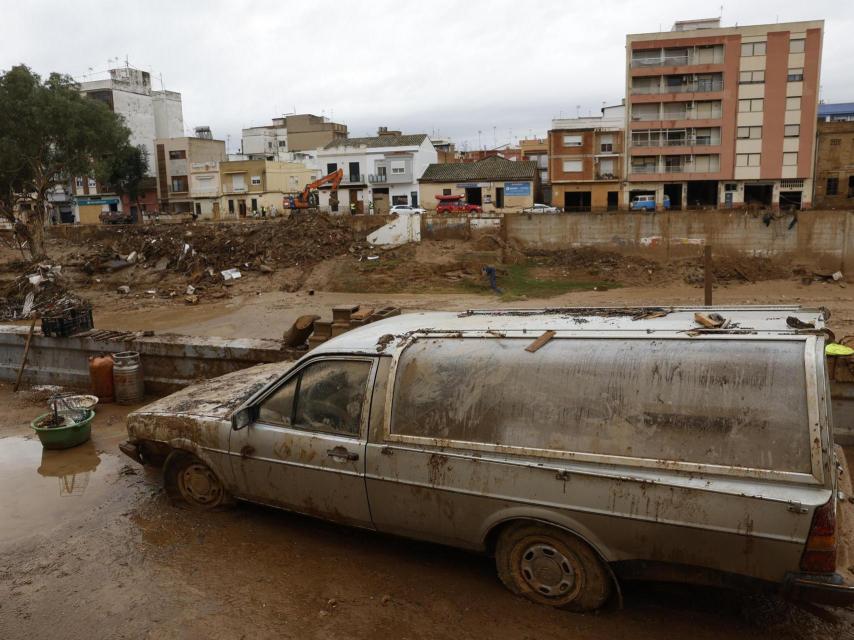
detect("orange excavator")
(285, 168), (344, 210)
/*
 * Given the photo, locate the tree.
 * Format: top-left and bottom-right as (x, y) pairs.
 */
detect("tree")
(103, 143), (149, 220)
(0, 65), (138, 258)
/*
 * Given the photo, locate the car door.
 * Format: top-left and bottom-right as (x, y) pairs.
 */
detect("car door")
(228, 356), (377, 527)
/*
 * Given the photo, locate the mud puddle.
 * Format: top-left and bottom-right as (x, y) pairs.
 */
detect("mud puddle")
(0, 436), (137, 546)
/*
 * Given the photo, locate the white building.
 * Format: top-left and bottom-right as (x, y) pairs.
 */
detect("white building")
(315, 128), (437, 214)
(79, 67), (184, 176)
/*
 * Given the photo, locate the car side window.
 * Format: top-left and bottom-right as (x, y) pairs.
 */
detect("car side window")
(258, 376), (297, 425)
(294, 360), (372, 436)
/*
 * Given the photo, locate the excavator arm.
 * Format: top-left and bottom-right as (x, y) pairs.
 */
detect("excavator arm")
(288, 168), (344, 210)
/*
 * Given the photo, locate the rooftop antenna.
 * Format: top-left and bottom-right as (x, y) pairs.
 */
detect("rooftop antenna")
(576, 104), (581, 117)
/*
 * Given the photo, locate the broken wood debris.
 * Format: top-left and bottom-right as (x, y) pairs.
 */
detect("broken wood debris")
(525, 330), (556, 353)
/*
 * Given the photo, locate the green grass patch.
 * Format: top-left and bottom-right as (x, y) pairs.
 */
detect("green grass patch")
(459, 263), (619, 300)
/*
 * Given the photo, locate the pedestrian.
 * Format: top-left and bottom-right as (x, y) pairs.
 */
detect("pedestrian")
(261, 205), (267, 218)
(270, 204), (278, 218)
(481, 265), (502, 294)
(368, 201), (375, 215)
(350, 202), (356, 216)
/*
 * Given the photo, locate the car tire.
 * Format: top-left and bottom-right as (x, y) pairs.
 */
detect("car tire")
(495, 522), (612, 611)
(163, 450), (232, 510)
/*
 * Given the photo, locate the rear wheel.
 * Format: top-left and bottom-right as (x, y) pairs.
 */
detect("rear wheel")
(163, 451), (230, 510)
(495, 523), (612, 611)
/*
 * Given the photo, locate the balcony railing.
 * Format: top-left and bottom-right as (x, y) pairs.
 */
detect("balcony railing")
(341, 173), (366, 184)
(631, 80), (723, 94)
(631, 54), (690, 67)
(632, 137), (718, 147)
(369, 174), (388, 183)
(632, 109), (722, 122)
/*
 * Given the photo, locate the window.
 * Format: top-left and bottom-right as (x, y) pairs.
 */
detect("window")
(787, 68), (804, 82)
(563, 134), (583, 147)
(827, 177), (839, 196)
(739, 70), (765, 84)
(231, 174), (246, 191)
(830, 138), (841, 146)
(278, 140), (287, 147)
(88, 178), (97, 189)
(562, 159), (583, 172)
(783, 152), (798, 166)
(790, 39), (805, 54)
(442, 188), (452, 196)
(258, 359), (372, 436)
(168, 150), (187, 160)
(741, 42), (766, 56)
(725, 183), (738, 192)
(736, 153), (761, 167)
(326, 163), (337, 175)
(390, 160), (405, 175)
(737, 126), (762, 139)
(784, 124), (800, 137)
(349, 161), (361, 181)
(75, 177), (83, 188)
(392, 195), (408, 205)
(738, 98), (764, 112)
(170, 176), (188, 192)
(251, 198), (258, 211)
(250, 175), (261, 186)
(786, 97), (801, 111)
(228, 199), (235, 214)
(599, 134), (613, 152)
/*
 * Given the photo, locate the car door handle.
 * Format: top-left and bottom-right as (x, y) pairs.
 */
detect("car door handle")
(327, 447), (359, 461)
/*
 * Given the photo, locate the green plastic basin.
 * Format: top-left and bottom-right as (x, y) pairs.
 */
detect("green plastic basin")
(31, 409), (95, 450)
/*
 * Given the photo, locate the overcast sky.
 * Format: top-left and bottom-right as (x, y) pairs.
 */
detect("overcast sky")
(3, 0), (852, 152)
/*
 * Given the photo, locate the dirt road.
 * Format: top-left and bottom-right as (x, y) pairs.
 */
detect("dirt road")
(1, 386), (852, 640)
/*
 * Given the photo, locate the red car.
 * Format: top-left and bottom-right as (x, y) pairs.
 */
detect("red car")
(435, 194), (482, 214)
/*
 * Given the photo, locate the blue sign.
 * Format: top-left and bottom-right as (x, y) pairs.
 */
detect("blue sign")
(76, 197), (119, 206)
(504, 182), (531, 196)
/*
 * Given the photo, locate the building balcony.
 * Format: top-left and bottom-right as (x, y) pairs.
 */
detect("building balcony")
(369, 173), (388, 184)
(340, 174), (366, 185)
(631, 80), (724, 95)
(631, 138), (719, 148)
(632, 54), (692, 68)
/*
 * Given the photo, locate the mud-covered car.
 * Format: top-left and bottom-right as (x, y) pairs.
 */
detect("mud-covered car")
(121, 306), (854, 611)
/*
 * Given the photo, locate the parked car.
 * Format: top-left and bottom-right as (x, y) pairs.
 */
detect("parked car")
(522, 203), (561, 214)
(100, 209), (135, 224)
(435, 195), (483, 214)
(630, 194), (670, 211)
(389, 204), (426, 215)
(120, 306), (854, 612)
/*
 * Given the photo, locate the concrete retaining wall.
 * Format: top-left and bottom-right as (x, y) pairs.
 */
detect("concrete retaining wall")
(505, 210), (854, 272)
(421, 215), (502, 241)
(0, 325), (293, 394)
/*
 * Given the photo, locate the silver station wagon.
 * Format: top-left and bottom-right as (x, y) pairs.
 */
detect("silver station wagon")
(121, 306), (854, 611)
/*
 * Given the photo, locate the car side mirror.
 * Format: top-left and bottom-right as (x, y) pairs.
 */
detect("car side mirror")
(231, 407), (254, 430)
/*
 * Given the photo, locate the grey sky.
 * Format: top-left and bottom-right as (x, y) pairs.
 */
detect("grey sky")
(3, 0), (852, 152)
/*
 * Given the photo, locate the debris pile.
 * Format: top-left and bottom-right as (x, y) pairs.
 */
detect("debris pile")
(81, 216), (372, 285)
(0, 262), (88, 321)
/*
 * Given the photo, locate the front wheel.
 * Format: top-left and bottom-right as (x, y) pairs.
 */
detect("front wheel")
(495, 523), (612, 611)
(163, 451), (231, 510)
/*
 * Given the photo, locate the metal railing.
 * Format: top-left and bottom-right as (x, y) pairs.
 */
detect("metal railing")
(631, 80), (723, 94)
(631, 54), (690, 67)
(368, 174), (388, 183)
(341, 174), (366, 184)
(632, 137), (718, 147)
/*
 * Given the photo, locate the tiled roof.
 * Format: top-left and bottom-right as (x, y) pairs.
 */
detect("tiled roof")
(818, 102), (854, 116)
(324, 134), (427, 149)
(419, 156), (538, 182)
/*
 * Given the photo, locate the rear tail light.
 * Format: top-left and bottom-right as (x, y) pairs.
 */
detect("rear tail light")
(800, 497), (837, 574)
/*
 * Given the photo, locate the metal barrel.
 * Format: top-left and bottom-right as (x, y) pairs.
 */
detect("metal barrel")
(113, 351), (145, 405)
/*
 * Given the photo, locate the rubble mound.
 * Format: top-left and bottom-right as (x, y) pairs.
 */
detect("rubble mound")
(81, 215), (371, 282)
(0, 262), (88, 321)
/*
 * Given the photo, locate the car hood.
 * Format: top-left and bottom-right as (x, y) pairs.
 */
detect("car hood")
(131, 361), (290, 420)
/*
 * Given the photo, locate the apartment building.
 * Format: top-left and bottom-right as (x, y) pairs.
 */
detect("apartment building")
(241, 113), (348, 161)
(549, 104), (624, 211)
(220, 160), (319, 218)
(813, 121), (854, 208)
(314, 128), (437, 214)
(625, 18), (823, 210)
(80, 67), (184, 176)
(155, 136), (226, 216)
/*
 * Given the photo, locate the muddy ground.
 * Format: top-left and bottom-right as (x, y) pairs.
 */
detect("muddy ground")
(2, 221), (854, 637)
(1, 386), (853, 640)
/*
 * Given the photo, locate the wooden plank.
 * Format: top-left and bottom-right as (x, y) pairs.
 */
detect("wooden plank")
(525, 330), (556, 353)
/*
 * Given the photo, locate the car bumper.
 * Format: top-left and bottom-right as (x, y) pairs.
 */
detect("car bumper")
(119, 439), (143, 464)
(783, 572), (854, 607)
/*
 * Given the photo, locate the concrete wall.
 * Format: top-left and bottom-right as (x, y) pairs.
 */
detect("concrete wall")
(505, 210), (854, 272)
(0, 325), (292, 394)
(421, 215), (502, 240)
